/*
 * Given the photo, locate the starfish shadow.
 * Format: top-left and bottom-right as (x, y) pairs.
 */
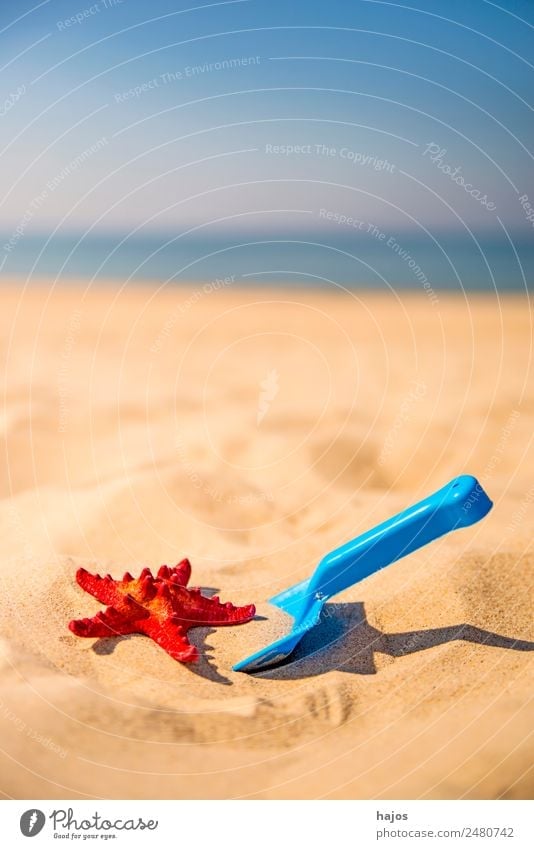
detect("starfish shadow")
(256, 601), (534, 680)
(185, 612), (268, 685)
(184, 590), (267, 685)
(186, 627), (232, 685)
(91, 590), (264, 686)
(92, 629), (232, 684)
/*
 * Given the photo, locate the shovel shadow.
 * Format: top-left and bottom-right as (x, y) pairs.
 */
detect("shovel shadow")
(256, 601), (534, 680)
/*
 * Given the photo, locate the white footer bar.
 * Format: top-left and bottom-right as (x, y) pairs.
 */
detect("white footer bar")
(2, 800), (532, 848)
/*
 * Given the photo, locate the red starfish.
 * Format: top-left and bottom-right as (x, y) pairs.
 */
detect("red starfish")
(69, 559), (255, 663)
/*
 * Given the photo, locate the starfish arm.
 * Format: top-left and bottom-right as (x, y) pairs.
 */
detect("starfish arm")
(170, 586), (256, 630)
(138, 615), (198, 662)
(69, 605), (139, 638)
(75, 568), (122, 606)
(157, 559), (191, 586)
(171, 558), (192, 586)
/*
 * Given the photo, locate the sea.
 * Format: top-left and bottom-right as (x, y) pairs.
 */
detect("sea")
(1, 231), (532, 292)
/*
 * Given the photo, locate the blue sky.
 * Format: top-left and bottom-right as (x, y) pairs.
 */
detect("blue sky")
(0, 0), (533, 248)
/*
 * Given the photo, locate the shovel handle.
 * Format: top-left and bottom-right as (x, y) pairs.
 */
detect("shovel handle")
(306, 475), (492, 602)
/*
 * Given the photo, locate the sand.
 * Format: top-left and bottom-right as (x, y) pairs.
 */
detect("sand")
(0, 281), (532, 800)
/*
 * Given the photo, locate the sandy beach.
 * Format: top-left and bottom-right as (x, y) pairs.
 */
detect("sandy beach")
(0, 281), (532, 800)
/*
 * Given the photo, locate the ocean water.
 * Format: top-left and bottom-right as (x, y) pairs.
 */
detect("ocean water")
(1, 231), (532, 292)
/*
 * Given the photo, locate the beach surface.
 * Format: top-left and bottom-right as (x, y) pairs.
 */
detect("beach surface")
(0, 282), (532, 799)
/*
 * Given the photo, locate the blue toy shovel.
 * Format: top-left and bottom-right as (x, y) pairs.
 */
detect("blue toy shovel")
(233, 474), (492, 673)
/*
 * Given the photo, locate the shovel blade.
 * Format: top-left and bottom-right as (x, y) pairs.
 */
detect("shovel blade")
(232, 596), (325, 673)
(232, 630), (301, 672)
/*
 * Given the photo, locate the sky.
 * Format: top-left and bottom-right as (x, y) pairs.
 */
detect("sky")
(0, 0), (533, 285)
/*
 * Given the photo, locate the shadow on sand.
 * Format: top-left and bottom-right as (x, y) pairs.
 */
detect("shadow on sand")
(92, 599), (533, 684)
(254, 601), (534, 680)
(92, 587), (266, 686)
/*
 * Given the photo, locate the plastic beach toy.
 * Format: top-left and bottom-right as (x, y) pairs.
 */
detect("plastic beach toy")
(233, 474), (492, 673)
